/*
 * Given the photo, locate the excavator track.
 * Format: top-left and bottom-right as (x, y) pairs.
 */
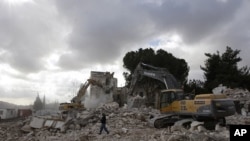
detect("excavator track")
(148, 114), (179, 128)
(201, 117), (226, 130)
(149, 114), (226, 130)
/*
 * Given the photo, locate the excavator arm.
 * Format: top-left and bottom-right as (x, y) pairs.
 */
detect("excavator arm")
(71, 79), (103, 104)
(59, 78), (107, 111)
(128, 62), (181, 95)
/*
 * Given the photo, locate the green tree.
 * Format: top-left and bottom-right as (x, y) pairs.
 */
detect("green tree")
(123, 48), (189, 88)
(33, 94), (43, 111)
(184, 79), (208, 94)
(239, 66), (250, 90)
(201, 46), (250, 91)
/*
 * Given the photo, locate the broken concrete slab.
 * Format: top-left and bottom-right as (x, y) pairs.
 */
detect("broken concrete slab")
(173, 118), (193, 127)
(29, 117), (45, 128)
(54, 121), (65, 129)
(21, 124), (32, 132)
(44, 119), (55, 128)
(191, 121), (204, 127)
(121, 127), (128, 134)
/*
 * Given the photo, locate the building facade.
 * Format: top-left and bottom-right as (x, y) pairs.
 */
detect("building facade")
(0, 108), (17, 119)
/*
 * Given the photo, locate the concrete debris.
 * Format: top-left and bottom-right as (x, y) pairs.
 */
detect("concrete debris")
(167, 134), (190, 141)
(170, 119), (193, 132)
(44, 119), (54, 128)
(215, 123), (226, 132)
(197, 125), (207, 132)
(98, 102), (119, 111)
(191, 121), (204, 127)
(213, 85), (250, 116)
(0, 100), (249, 141)
(127, 95), (146, 108)
(29, 117), (45, 128)
(121, 127), (128, 133)
(20, 124), (32, 133)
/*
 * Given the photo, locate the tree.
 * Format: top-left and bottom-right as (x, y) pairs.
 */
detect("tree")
(239, 66), (250, 90)
(33, 94), (43, 111)
(184, 79), (208, 94)
(123, 48), (189, 86)
(201, 46), (250, 91)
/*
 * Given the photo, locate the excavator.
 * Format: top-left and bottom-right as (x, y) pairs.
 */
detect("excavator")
(128, 62), (236, 129)
(59, 78), (103, 111)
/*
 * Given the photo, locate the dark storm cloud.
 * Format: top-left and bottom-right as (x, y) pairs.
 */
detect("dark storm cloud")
(205, 0), (250, 66)
(55, 0), (158, 69)
(55, 0), (245, 70)
(144, 0), (241, 44)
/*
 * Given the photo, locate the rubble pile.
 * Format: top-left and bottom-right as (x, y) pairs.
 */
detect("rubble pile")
(0, 101), (242, 141)
(213, 85), (250, 116)
(225, 89), (250, 116)
(226, 115), (250, 125)
(225, 88), (250, 100)
(127, 95), (146, 108)
(224, 88), (250, 104)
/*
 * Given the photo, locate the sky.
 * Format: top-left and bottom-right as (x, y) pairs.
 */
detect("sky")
(0, 0), (249, 105)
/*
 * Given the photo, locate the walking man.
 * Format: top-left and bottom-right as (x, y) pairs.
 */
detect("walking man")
(99, 113), (109, 134)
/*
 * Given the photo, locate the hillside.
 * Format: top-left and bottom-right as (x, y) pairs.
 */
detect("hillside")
(0, 101), (32, 109)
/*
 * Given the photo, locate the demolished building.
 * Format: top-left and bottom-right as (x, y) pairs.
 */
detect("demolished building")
(213, 85), (250, 116)
(1, 72), (250, 141)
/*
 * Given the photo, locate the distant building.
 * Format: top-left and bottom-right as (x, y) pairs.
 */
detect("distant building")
(0, 108), (17, 119)
(17, 109), (32, 118)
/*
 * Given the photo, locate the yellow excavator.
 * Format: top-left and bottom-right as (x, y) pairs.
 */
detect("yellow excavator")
(59, 78), (103, 111)
(128, 62), (236, 128)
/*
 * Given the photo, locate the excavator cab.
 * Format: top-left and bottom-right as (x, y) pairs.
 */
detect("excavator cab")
(159, 89), (185, 113)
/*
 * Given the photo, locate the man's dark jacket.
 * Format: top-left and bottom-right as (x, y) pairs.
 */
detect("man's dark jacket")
(101, 115), (106, 124)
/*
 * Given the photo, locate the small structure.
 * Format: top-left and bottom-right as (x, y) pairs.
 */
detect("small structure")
(0, 108), (17, 119)
(18, 109), (32, 118)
